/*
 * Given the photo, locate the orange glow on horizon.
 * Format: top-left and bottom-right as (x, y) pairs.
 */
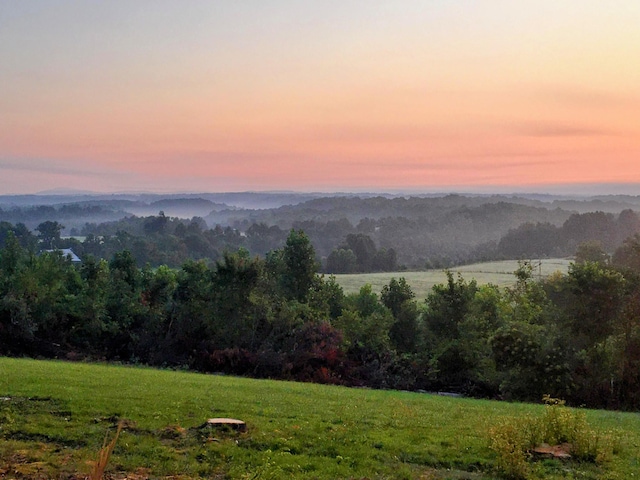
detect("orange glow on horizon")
(1, 2), (640, 194)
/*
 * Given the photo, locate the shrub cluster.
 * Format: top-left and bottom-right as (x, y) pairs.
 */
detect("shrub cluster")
(489, 396), (621, 479)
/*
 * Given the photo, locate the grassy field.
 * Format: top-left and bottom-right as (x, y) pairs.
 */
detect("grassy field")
(333, 259), (573, 299)
(1, 358), (639, 479)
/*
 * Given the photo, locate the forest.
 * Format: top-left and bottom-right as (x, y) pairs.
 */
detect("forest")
(4, 193), (640, 272)
(2, 220), (640, 410)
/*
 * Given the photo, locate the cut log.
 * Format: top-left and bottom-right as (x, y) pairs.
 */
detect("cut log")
(531, 443), (572, 459)
(200, 418), (247, 433)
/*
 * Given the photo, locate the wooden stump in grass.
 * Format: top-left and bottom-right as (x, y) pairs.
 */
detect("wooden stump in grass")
(199, 418), (247, 433)
(531, 443), (572, 460)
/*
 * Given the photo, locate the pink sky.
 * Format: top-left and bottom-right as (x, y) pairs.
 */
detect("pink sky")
(1, 1), (640, 194)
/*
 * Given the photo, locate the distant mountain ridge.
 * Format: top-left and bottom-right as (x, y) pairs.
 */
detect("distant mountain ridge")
(6, 191), (640, 210)
(3, 191), (640, 239)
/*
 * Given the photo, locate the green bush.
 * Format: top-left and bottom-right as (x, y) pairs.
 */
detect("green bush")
(488, 418), (530, 479)
(488, 396), (621, 479)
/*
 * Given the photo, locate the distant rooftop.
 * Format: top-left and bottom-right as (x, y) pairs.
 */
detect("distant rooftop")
(43, 248), (81, 263)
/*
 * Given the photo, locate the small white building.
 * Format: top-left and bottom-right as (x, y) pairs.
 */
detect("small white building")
(44, 248), (82, 263)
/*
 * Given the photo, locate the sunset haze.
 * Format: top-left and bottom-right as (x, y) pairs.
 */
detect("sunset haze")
(2, 1), (640, 194)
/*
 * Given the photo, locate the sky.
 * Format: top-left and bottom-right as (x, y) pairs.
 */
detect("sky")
(1, 1), (640, 195)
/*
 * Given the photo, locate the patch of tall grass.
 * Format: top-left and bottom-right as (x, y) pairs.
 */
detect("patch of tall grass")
(488, 396), (621, 479)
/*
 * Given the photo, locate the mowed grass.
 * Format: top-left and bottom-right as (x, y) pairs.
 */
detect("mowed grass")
(1, 358), (639, 479)
(333, 259), (573, 298)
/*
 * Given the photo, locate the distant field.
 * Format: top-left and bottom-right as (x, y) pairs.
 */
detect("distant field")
(1, 358), (638, 479)
(333, 258), (573, 299)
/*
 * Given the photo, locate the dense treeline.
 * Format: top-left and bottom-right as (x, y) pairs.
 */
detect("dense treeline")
(2, 225), (640, 409)
(7, 195), (640, 271)
(74, 207), (640, 272)
(0, 204), (128, 231)
(498, 209), (640, 258)
(213, 196), (575, 267)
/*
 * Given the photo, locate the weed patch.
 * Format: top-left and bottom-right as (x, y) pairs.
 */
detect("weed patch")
(488, 396), (622, 479)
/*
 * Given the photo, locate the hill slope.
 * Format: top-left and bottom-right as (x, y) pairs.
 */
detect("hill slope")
(1, 358), (638, 479)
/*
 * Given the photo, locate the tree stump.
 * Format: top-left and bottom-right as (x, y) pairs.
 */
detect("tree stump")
(199, 418), (247, 433)
(530, 443), (572, 460)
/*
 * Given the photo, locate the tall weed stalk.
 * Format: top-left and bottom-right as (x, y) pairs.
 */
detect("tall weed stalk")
(89, 421), (124, 480)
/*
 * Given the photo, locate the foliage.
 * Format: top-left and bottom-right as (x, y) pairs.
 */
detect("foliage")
(325, 247), (357, 274)
(4, 221), (640, 408)
(280, 229), (320, 302)
(4, 194), (640, 271)
(612, 233), (640, 271)
(488, 418), (530, 479)
(575, 240), (609, 265)
(0, 222), (37, 251)
(497, 222), (563, 259)
(381, 278), (420, 353)
(35, 220), (64, 249)
(488, 396), (621, 479)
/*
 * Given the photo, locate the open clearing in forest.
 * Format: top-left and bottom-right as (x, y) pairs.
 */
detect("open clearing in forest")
(1, 357), (639, 479)
(333, 258), (573, 299)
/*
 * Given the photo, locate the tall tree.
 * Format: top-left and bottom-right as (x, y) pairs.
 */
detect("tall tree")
(211, 249), (263, 349)
(381, 278), (419, 353)
(612, 234), (640, 271)
(36, 221), (64, 249)
(280, 230), (319, 302)
(344, 233), (377, 272)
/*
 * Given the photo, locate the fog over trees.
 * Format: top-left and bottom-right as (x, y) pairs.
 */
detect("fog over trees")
(3, 192), (640, 271)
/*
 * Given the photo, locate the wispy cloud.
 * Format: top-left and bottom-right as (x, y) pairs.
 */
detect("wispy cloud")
(511, 122), (612, 137)
(294, 124), (443, 144)
(0, 157), (116, 177)
(536, 86), (639, 110)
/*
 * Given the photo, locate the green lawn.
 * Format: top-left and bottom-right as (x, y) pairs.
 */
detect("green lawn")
(333, 259), (573, 299)
(1, 358), (638, 479)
